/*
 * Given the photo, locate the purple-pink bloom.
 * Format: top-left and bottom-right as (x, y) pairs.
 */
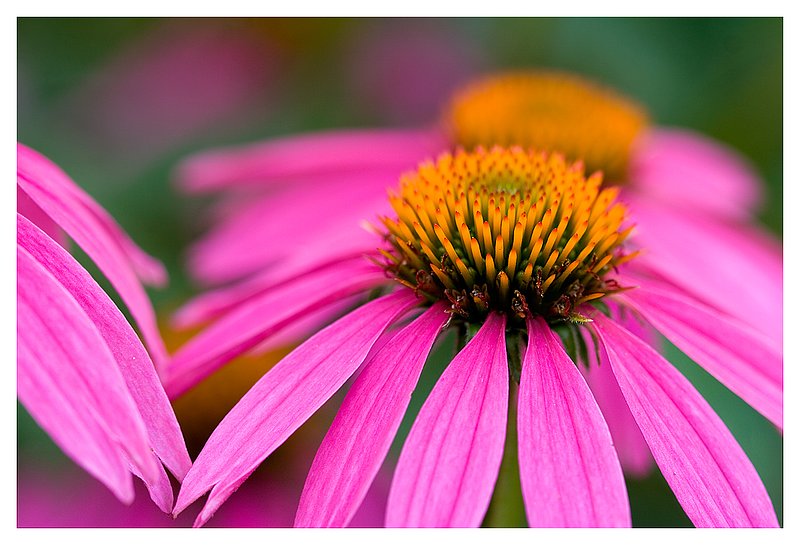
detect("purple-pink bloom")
(169, 71), (782, 484)
(169, 147), (779, 528)
(174, 71), (781, 353)
(17, 143), (191, 510)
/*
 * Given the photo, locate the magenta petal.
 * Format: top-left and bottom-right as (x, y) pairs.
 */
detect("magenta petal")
(186, 173), (389, 285)
(172, 256), (367, 329)
(19, 214), (191, 483)
(173, 290), (419, 526)
(164, 263), (386, 398)
(518, 317), (630, 527)
(631, 128), (763, 219)
(386, 312), (508, 527)
(619, 277), (782, 429)
(591, 313), (778, 527)
(295, 303), (449, 527)
(578, 329), (654, 477)
(18, 242), (160, 505)
(627, 196), (782, 348)
(176, 127), (445, 192)
(17, 143), (169, 364)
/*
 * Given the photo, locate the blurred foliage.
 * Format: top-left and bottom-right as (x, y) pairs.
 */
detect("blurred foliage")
(18, 17), (782, 527)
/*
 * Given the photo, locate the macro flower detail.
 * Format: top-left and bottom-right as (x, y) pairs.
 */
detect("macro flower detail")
(379, 148), (635, 322)
(174, 70), (781, 376)
(17, 143), (191, 510)
(170, 148), (779, 528)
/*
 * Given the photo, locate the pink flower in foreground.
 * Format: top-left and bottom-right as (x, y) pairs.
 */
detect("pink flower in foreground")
(17, 143), (191, 510)
(169, 70), (782, 478)
(174, 70), (781, 352)
(170, 148), (780, 527)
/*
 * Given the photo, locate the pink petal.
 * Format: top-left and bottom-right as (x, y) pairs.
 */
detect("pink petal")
(518, 317), (630, 527)
(18, 186), (65, 246)
(627, 195), (782, 348)
(173, 290), (419, 526)
(173, 255), (367, 329)
(578, 328), (654, 477)
(631, 128), (763, 220)
(386, 312), (508, 527)
(17, 143), (169, 365)
(295, 303), (449, 527)
(164, 262), (386, 398)
(18, 242), (160, 505)
(19, 214), (192, 483)
(176, 127), (446, 192)
(618, 275), (782, 429)
(187, 176), (388, 285)
(591, 312), (778, 527)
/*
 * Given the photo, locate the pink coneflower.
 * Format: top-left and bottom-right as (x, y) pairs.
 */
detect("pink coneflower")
(175, 71), (781, 355)
(169, 70), (782, 480)
(17, 143), (191, 510)
(170, 147), (780, 527)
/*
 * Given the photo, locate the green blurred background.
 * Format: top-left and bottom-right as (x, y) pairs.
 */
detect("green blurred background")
(17, 17), (782, 527)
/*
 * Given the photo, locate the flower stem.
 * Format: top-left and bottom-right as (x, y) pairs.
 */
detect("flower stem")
(483, 381), (527, 527)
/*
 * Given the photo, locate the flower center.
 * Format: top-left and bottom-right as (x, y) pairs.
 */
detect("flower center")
(379, 147), (637, 325)
(444, 71), (649, 182)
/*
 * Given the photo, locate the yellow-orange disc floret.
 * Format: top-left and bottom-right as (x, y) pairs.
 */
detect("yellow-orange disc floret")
(379, 147), (638, 324)
(445, 71), (648, 182)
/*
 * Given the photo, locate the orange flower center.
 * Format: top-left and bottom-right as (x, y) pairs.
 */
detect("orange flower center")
(444, 71), (649, 182)
(379, 147), (637, 324)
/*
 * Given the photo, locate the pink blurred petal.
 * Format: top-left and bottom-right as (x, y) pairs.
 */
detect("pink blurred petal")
(628, 195), (782, 347)
(296, 303), (449, 527)
(177, 127), (445, 192)
(187, 172), (390, 285)
(19, 215), (191, 483)
(618, 274), (782, 429)
(386, 312), (508, 527)
(173, 255), (368, 329)
(518, 317), (630, 527)
(17, 143), (169, 365)
(631, 128), (764, 219)
(591, 312), (778, 527)
(578, 327), (654, 477)
(18, 241), (160, 505)
(248, 294), (361, 356)
(173, 290), (419, 526)
(164, 262), (386, 398)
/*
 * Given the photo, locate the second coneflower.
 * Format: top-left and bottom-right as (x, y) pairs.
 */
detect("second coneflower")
(171, 147), (779, 528)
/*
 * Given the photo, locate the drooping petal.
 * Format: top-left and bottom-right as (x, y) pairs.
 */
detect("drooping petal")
(578, 328), (654, 477)
(591, 312), (778, 527)
(173, 255), (367, 329)
(627, 195), (782, 348)
(17, 143), (169, 364)
(518, 317), (630, 527)
(631, 128), (763, 220)
(176, 127), (446, 192)
(18, 214), (192, 482)
(618, 275), (782, 429)
(164, 262), (386, 398)
(386, 312), (508, 527)
(18, 243), (160, 505)
(296, 303), (449, 527)
(173, 290), (419, 526)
